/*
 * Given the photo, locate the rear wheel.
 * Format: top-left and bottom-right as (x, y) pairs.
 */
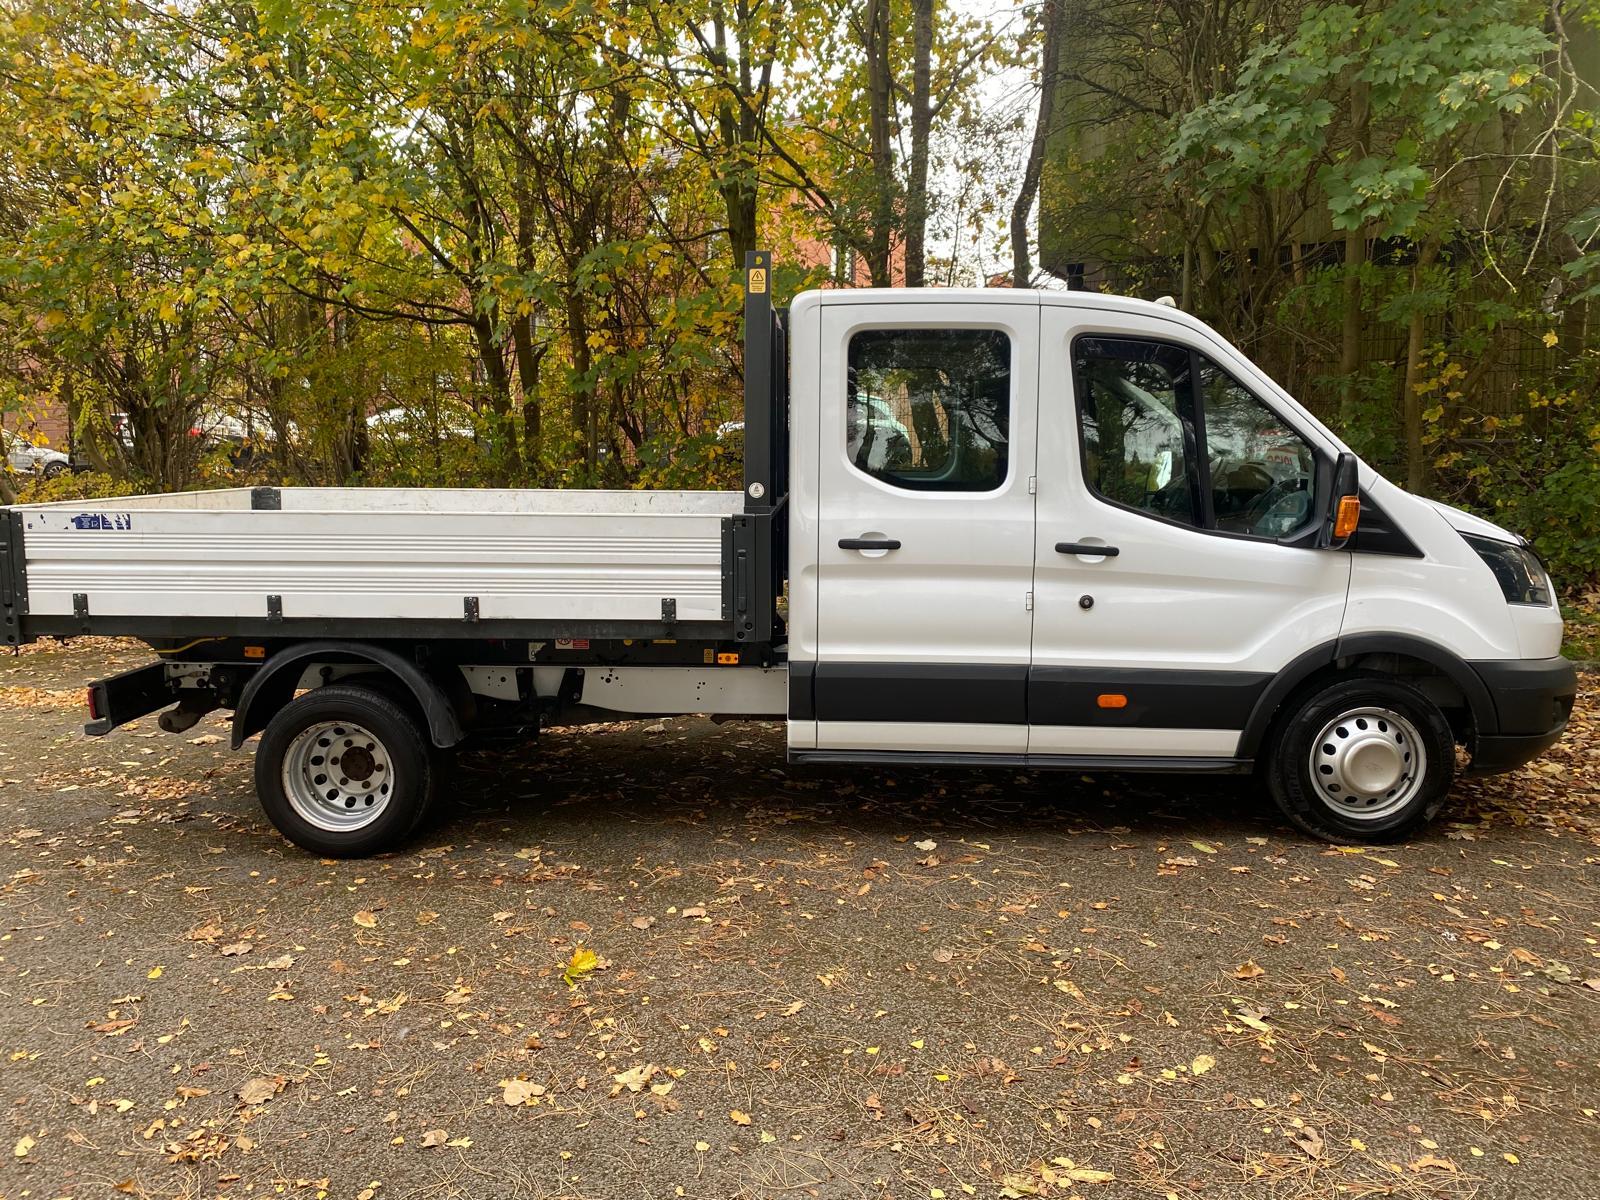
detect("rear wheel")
(41, 461), (67, 479)
(1265, 675), (1454, 843)
(255, 685), (435, 856)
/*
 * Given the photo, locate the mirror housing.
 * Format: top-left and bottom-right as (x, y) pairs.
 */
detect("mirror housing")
(1317, 451), (1360, 550)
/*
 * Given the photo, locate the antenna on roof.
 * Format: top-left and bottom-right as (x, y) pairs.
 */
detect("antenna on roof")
(1153, 295), (1178, 308)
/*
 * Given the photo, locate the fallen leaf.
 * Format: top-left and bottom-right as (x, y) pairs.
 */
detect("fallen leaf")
(630, 916), (656, 931)
(1233, 960), (1266, 980)
(730, 1109), (752, 1126)
(13, 1134), (35, 1158)
(914, 839), (937, 852)
(353, 910), (378, 928)
(236, 1077), (280, 1106)
(563, 946), (598, 987)
(610, 1063), (658, 1094)
(220, 942), (252, 957)
(1191, 1054), (1215, 1076)
(1293, 1126), (1324, 1159)
(681, 906), (707, 919)
(420, 1129), (447, 1148)
(501, 1079), (545, 1105)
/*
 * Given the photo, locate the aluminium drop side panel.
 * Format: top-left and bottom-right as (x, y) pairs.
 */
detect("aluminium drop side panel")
(14, 490), (740, 627)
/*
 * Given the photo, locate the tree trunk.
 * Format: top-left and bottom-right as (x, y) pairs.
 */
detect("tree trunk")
(565, 287), (598, 478)
(1338, 225), (1367, 426)
(863, 0), (896, 287)
(1401, 239), (1441, 495)
(1011, 0), (1064, 287)
(512, 311), (545, 475)
(904, 0), (934, 288)
(1337, 81), (1370, 427)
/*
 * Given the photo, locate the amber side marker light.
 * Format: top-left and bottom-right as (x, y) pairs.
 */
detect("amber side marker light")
(716, 652), (740, 665)
(1334, 495), (1361, 540)
(1097, 693), (1128, 709)
(243, 645), (266, 659)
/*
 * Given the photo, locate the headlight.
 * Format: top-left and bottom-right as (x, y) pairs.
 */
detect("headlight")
(1463, 534), (1552, 606)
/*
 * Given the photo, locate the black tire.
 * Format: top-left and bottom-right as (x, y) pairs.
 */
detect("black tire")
(1264, 674), (1454, 843)
(41, 461), (67, 479)
(254, 684), (435, 857)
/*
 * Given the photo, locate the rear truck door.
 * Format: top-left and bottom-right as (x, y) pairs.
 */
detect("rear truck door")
(1029, 300), (1351, 760)
(811, 295), (1040, 754)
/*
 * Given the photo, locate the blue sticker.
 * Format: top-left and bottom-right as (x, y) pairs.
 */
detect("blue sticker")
(70, 513), (133, 531)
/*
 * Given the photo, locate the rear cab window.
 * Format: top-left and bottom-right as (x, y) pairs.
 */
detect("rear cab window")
(846, 329), (1011, 492)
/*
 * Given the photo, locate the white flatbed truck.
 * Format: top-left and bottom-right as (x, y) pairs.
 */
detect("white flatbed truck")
(0, 253), (1576, 854)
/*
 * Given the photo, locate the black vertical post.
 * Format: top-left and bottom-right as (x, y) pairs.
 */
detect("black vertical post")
(742, 249), (773, 514)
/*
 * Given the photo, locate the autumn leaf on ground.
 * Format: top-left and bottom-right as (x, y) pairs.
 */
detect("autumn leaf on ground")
(236, 1077), (281, 1106)
(610, 1063), (658, 1095)
(730, 1109), (752, 1125)
(1233, 960), (1265, 980)
(630, 916), (656, 931)
(1191, 1054), (1215, 1075)
(420, 1129), (447, 1148)
(13, 1134), (35, 1159)
(220, 942), (252, 957)
(1292, 1125), (1324, 1159)
(563, 946), (598, 987)
(501, 1079), (546, 1106)
(353, 910), (378, 928)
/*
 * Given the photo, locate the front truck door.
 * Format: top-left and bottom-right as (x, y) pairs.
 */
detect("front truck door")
(1029, 302), (1351, 760)
(812, 298), (1039, 754)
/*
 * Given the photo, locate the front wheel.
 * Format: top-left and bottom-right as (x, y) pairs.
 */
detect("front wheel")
(1265, 675), (1455, 843)
(254, 685), (436, 856)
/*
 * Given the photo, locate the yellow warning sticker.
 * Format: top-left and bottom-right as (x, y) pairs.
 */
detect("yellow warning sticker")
(748, 267), (767, 294)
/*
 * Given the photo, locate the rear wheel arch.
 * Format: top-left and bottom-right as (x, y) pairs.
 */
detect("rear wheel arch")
(231, 641), (466, 750)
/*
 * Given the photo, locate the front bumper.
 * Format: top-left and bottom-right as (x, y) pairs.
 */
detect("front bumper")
(1465, 656), (1578, 775)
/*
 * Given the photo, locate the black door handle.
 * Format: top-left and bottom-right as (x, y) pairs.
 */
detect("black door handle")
(839, 538), (902, 551)
(1055, 541), (1119, 557)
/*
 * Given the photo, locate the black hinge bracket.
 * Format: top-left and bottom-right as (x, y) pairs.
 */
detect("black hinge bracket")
(251, 486), (282, 511)
(464, 596), (480, 622)
(266, 594), (283, 622)
(73, 593), (90, 619)
(661, 597), (676, 625)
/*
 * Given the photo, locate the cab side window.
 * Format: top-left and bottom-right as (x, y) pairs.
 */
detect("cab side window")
(846, 329), (1011, 492)
(1198, 358), (1317, 538)
(1074, 338), (1199, 527)
(1073, 337), (1317, 540)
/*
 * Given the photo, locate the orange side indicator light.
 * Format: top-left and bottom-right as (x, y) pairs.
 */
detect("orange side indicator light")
(1097, 693), (1128, 709)
(1333, 494), (1361, 539)
(244, 645), (267, 659)
(716, 652), (741, 665)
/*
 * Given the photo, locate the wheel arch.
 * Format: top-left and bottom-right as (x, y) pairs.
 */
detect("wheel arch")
(231, 641), (466, 750)
(1238, 633), (1496, 760)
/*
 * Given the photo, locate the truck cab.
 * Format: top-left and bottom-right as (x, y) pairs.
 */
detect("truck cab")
(781, 286), (1572, 835)
(0, 257), (1576, 855)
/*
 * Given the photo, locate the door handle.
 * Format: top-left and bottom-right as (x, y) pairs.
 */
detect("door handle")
(1055, 541), (1120, 557)
(839, 537), (902, 551)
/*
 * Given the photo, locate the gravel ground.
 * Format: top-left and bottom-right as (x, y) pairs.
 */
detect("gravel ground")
(0, 638), (1597, 1200)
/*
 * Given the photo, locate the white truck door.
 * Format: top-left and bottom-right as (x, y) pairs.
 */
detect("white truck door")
(811, 297), (1039, 754)
(1029, 302), (1351, 759)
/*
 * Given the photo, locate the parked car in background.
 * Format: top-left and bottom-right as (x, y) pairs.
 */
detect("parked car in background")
(2, 429), (72, 478)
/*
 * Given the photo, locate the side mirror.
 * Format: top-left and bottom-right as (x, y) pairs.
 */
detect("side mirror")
(1318, 451), (1360, 550)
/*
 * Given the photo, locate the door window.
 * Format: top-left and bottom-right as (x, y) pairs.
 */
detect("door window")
(1197, 358), (1317, 538)
(1073, 337), (1317, 539)
(846, 328), (1010, 491)
(1074, 338), (1199, 526)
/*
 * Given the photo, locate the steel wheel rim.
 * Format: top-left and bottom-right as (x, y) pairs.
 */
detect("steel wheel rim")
(1308, 706), (1425, 820)
(282, 720), (393, 832)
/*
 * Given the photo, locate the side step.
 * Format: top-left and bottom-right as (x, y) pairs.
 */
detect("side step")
(789, 750), (1252, 773)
